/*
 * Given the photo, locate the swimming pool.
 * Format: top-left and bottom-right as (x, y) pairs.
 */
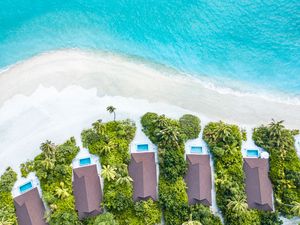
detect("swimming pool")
(19, 182), (33, 193)
(79, 157), (91, 166)
(191, 146), (203, 154)
(247, 150), (259, 157)
(137, 144), (149, 152)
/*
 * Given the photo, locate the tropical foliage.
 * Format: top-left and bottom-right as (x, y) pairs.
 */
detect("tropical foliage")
(179, 114), (201, 140)
(21, 138), (81, 225)
(107, 106), (117, 121)
(1, 114), (294, 225)
(141, 113), (221, 225)
(203, 121), (282, 225)
(0, 167), (17, 225)
(85, 212), (119, 225)
(81, 119), (161, 225)
(253, 120), (300, 216)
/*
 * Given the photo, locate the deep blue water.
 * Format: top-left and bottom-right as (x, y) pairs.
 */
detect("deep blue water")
(0, 0), (299, 95)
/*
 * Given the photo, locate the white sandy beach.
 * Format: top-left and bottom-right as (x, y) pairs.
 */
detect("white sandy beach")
(0, 49), (300, 175)
(1, 49), (300, 127)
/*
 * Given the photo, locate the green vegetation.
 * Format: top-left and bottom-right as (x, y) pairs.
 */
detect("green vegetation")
(253, 120), (300, 217)
(2, 113), (296, 224)
(0, 167), (17, 225)
(203, 121), (282, 225)
(21, 138), (81, 225)
(106, 106), (117, 121)
(85, 212), (119, 225)
(179, 114), (201, 140)
(141, 113), (221, 225)
(81, 119), (161, 225)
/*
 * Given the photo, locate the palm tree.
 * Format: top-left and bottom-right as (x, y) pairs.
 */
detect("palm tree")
(40, 140), (57, 157)
(41, 157), (55, 170)
(116, 175), (133, 186)
(100, 145), (112, 155)
(159, 126), (180, 148)
(291, 202), (300, 216)
(269, 119), (284, 141)
(107, 106), (116, 121)
(101, 165), (117, 181)
(227, 195), (248, 213)
(100, 140), (116, 155)
(154, 115), (168, 128)
(55, 182), (70, 199)
(182, 214), (202, 225)
(216, 122), (231, 142)
(93, 121), (107, 135)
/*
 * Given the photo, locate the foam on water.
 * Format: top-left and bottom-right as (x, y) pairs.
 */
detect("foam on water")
(0, 0), (299, 97)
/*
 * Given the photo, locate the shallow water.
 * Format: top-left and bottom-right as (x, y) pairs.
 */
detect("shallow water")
(0, 0), (299, 96)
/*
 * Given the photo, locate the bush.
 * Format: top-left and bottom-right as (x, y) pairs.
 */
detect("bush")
(134, 199), (161, 225)
(253, 120), (300, 216)
(204, 121), (282, 225)
(141, 113), (219, 225)
(179, 114), (201, 140)
(91, 212), (119, 225)
(158, 148), (187, 182)
(29, 138), (81, 225)
(189, 204), (222, 225)
(0, 167), (17, 225)
(81, 119), (161, 225)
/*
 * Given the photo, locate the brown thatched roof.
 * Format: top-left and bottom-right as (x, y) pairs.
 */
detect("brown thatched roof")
(73, 164), (102, 219)
(185, 154), (212, 206)
(129, 152), (157, 201)
(14, 187), (48, 225)
(243, 158), (273, 211)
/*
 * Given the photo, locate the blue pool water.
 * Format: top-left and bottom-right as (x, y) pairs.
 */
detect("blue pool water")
(19, 182), (33, 193)
(79, 157), (91, 166)
(137, 144), (149, 152)
(0, 1), (299, 96)
(247, 150), (259, 157)
(191, 146), (203, 154)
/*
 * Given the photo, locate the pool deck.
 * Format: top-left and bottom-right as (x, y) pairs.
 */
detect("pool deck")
(12, 172), (43, 199)
(241, 127), (269, 159)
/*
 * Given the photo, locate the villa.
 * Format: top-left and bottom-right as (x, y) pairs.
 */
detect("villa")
(185, 154), (212, 206)
(129, 152), (157, 201)
(13, 181), (47, 225)
(243, 158), (273, 211)
(72, 155), (102, 219)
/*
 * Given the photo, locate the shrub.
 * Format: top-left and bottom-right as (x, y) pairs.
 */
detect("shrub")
(82, 119), (161, 225)
(189, 204), (222, 225)
(0, 167), (17, 225)
(134, 199), (161, 225)
(141, 113), (220, 225)
(179, 114), (201, 140)
(29, 138), (81, 225)
(204, 121), (282, 225)
(91, 212), (119, 225)
(158, 148), (187, 182)
(253, 120), (300, 216)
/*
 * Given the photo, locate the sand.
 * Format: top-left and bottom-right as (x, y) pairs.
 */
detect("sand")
(0, 48), (299, 174)
(0, 49), (299, 224)
(1, 49), (300, 128)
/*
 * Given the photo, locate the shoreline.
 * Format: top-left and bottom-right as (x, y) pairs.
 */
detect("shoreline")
(1, 48), (300, 106)
(0, 49), (300, 128)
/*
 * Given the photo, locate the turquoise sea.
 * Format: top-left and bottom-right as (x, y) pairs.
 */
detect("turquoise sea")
(0, 0), (299, 97)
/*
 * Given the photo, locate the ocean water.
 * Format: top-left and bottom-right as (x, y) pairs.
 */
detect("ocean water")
(0, 0), (299, 96)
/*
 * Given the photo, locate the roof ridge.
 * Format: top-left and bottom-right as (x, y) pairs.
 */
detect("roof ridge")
(257, 167), (268, 204)
(140, 160), (147, 198)
(21, 201), (34, 224)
